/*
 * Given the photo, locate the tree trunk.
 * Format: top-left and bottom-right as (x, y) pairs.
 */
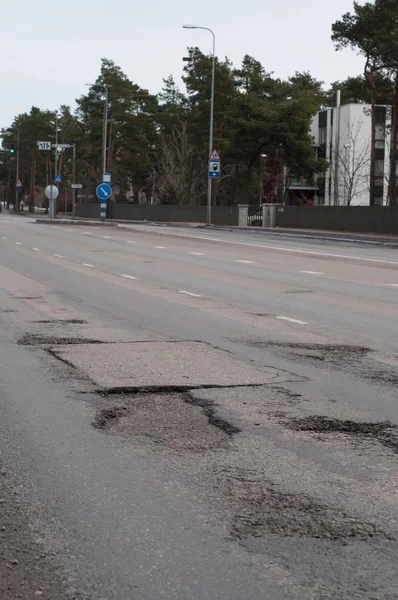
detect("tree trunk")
(29, 154), (36, 212)
(388, 74), (398, 205)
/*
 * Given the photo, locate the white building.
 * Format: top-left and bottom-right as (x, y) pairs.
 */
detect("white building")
(287, 103), (391, 206)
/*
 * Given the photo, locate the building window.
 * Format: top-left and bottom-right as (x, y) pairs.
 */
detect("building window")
(375, 123), (385, 149)
(319, 127), (327, 145)
(375, 159), (384, 177)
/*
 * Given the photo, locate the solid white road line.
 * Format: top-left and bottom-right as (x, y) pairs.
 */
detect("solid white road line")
(178, 291), (203, 297)
(160, 232), (398, 266)
(301, 270), (325, 275)
(276, 316), (308, 325)
(236, 260), (257, 264)
(120, 274), (138, 280)
(190, 252), (205, 256)
(82, 263), (94, 268)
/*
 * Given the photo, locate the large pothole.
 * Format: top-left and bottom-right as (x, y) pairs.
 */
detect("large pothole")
(18, 334), (104, 346)
(93, 391), (239, 452)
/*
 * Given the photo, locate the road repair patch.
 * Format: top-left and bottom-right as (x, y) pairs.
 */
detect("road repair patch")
(50, 341), (279, 390)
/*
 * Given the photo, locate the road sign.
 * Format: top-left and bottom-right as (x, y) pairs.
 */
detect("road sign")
(45, 185), (59, 200)
(100, 201), (107, 221)
(102, 173), (111, 183)
(96, 183), (112, 200)
(37, 141), (51, 151)
(16, 180), (22, 192)
(71, 183), (83, 189)
(54, 175), (62, 183)
(208, 160), (221, 179)
(210, 149), (220, 160)
(52, 143), (73, 149)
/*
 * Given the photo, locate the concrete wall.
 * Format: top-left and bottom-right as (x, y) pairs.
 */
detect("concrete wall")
(75, 203), (239, 226)
(275, 206), (398, 234)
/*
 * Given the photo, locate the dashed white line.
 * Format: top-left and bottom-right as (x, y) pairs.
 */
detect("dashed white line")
(83, 232), (90, 235)
(387, 284), (398, 287)
(236, 260), (257, 264)
(52, 226), (60, 229)
(190, 252), (205, 256)
(154, 246), (166, 249)
(126, 240), (136, 244)
(82, 263), (94, 268)
(276, 316), (308, 325)
(120, 274), (138, 280)
(1, 236), (8, 240)
(15, 242), (22, 245)
(66, 229), (73, 232)
(301, 270), (325, 275)
(53, 254), (63, 258)
(32, 248), (41, 251)
(103, 236), (112, 239)
(178, 290), (203, 297)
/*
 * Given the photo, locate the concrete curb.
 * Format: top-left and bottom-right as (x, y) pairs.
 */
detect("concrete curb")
(35, 219), (116, 227)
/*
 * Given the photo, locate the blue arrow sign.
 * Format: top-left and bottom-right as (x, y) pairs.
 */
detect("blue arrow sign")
(96, 183), (113, 200)
(54, 175), (62, 183)
(208, 159), (221, 179)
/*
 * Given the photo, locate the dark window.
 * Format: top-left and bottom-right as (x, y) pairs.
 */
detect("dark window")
(375, 107), (386, 124)
(318, 111), (327, 128)
(319, 127), (327, 145)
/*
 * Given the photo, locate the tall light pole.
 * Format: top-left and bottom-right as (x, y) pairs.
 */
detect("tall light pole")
(86, 83), (109, 179)
(8, 127), (20, 211)
(183, 24), (216, 224)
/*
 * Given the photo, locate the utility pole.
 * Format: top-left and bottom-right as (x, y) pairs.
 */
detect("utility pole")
(333, 90), (341, 206)
(72, 143), (76, 217)
(8, 127), (20, 212)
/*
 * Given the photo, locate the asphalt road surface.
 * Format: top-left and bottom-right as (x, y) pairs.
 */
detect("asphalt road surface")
(1, 214), (398, 599)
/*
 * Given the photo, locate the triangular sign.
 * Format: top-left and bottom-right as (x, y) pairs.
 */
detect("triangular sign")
(210, 149), (220, 160)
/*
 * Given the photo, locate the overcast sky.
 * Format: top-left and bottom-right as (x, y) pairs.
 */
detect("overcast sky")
(1, 0), (363, 129)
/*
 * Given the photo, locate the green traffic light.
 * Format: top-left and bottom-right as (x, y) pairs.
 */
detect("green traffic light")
(10, 147), (15, 154)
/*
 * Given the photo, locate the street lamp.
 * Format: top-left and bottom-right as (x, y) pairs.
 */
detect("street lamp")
(86, 83), (109, 179)
(8, 127), (20, 212)
(183, 24), (216, 225)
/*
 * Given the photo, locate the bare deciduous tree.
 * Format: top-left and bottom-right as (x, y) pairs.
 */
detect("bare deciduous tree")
(335, 119), (370, 206)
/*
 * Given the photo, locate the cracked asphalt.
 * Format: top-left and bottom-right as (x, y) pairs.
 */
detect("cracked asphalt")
(0, 214), (398, 599)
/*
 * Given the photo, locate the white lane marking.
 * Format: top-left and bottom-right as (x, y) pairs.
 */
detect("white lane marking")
(301, 270), (325, 275)
(154, 231), (398, 266)
(120, 274), (138, 280)
(178, 290), (203, 297)
(82, 263), (94, 268)
(236, 259), (257, 264)
(66, 229), (73, 232)
(276, 316), (308, 325)
(53, 254), (63, 258)
(126, 240), (135, 244)
(32, 248), (41, 251)
(154, 246), (166, 249)
(2, 236), (8, 240)
(190, 252), (205, 256)
(83, 232), (90, 235)
(387, 284), (398, 287)
(52, 226), (59, 229)
(15, 242), (22, 245)
(103, 235), (112, 239)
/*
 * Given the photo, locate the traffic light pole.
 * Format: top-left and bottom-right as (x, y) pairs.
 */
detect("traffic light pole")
(15, 130), (20, 212)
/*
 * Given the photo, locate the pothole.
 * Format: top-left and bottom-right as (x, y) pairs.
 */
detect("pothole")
(93, 391), (239, 452)
(18, 334), (104, 346)
(284, 416), (398, 453)
(223, 468), (392, 543)
(31, 319), (88, 325)
(1, 309), (16, 313)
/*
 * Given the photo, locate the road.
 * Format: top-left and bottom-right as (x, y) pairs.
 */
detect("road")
(0, 213), (397, 599)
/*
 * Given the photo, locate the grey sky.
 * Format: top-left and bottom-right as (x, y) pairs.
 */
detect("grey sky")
(1, 0), (363, 128)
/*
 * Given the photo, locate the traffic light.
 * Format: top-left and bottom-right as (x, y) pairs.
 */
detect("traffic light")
(10, 145), (15, 154)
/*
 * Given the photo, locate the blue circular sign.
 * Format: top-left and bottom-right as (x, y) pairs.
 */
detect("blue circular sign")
(96, 183), (112, 201)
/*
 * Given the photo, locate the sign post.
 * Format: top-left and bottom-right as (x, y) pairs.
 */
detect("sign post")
(96, 183), (113, 222)
(45, 185), (59, 220)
